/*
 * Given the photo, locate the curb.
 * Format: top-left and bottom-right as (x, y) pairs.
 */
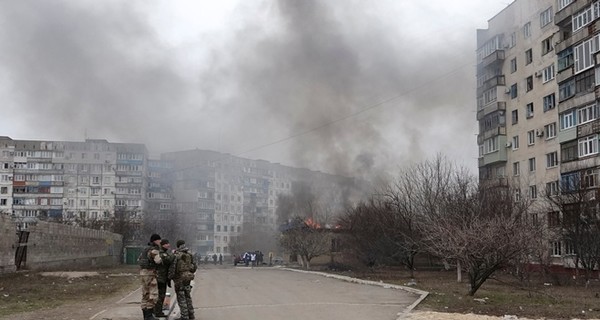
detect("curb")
(280, 268), (429, 319)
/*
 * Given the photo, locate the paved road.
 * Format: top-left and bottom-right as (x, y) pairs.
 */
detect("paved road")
(172, 266), (421, 320)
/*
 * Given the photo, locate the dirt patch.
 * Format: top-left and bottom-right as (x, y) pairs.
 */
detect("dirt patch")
(0, 265), (139, 319)
(318, 266), (600, 320)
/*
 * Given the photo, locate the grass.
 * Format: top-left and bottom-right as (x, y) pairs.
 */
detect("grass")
(0, 265), (139, 317)
(319, 265), (600, 319)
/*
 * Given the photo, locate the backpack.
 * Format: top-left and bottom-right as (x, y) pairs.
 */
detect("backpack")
(173, 252), (196, 282)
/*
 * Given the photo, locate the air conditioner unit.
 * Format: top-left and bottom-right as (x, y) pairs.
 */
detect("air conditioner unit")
(506, 142), (512, 148)
(535, 71), (543, 78)
(505, 88), (512, 94)
(536, 129), (544, 137)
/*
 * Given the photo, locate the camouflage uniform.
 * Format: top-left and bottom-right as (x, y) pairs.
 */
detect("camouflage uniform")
(154, 242), (174, 317)
(168, 242), (196, 320)
(139, 238), (162, 320)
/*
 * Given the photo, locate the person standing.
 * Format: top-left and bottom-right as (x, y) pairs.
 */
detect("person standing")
(169, 240), (197, 320)
(218, 253), (223, 265)
(139, 233), (163, 320)
(212, 253), (217, 265)
(154, 239), (174, 318)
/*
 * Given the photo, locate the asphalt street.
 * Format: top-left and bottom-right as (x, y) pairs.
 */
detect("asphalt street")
(93, 265), (424, 320)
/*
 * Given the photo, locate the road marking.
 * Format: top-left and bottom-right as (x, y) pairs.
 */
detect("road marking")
(117, 287), (141, 304)
(89, 309), (106, 319)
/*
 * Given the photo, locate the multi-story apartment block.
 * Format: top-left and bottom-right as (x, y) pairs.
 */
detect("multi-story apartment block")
(478, 0), (600, 261)
(0, 137), (148, 231)
(162, 149), (354, 257)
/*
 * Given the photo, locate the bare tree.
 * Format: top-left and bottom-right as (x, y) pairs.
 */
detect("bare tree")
(423, 176), (541, 296)
(279, 216), (332, 269)
(545, 172), (600, 282)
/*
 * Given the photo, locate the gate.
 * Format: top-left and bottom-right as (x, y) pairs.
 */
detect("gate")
(14, 230), (29, 270)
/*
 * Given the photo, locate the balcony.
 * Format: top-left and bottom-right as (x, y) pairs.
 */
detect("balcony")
(560, 155), (600, 174)
(555, 22), (592, 52)
(478, 50), (505, 69)
(577, 118), (600, 137)
(477, 101), (506, 121)
(558, 127), (577, 143)
(477, 136), (508, 168)
(477, 126), (507, 145)
(476, 75), (506, 96)
(556, 66), (574, 84)
(558, 90), (596, 114)
(555, 0), (592, 27)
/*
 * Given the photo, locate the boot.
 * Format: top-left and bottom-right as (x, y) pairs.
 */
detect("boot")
(143, 308), (158, 320)
(154, 307), (167, 318)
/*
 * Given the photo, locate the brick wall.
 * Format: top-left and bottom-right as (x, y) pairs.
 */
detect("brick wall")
(0, 215), (17, 273)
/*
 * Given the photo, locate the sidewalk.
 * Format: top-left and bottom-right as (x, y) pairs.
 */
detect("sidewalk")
(90, 285), (179, 320)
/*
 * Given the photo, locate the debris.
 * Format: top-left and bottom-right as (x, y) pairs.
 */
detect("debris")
(473, 298), (486, 303)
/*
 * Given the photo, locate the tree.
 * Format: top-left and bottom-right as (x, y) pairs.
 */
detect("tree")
(279, 216), (332, 269)
(423, 175), (541, 296)
(545, 173), (600, 282)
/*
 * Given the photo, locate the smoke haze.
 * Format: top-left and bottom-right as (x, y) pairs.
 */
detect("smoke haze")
(0, 0), (508, 179)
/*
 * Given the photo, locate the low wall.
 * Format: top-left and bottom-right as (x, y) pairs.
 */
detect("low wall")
(25, 221), (123, 271)
(0, 215), (17, 273)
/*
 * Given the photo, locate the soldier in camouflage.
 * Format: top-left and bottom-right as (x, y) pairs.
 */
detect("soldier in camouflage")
(154, 239), (174, 318)
(139, 233), (163, 320)
(168, 240), (197, 320)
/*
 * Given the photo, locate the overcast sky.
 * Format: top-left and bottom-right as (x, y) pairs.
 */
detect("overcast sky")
(0, 0), (511, 179)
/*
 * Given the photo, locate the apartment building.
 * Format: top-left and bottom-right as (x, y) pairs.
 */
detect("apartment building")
(478, 0), (600, 260)
(162, 149), (355, 257)
(0, 137), (148, 230)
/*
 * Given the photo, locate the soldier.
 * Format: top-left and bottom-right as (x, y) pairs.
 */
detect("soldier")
(154, 239), (174, 318)
(168, 240), (197, 320)
(139, 233), (163, 320)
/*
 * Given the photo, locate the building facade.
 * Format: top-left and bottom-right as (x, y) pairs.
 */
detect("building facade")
(477, 0), (600, 261)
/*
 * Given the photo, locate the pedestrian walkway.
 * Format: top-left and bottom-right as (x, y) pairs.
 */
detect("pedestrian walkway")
(89, 285), (179, 320)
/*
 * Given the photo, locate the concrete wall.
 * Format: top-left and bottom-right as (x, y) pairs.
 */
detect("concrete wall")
(0, 215), (123, 272)
(0, 215), (17, 273)
(25, 221), (123, 271)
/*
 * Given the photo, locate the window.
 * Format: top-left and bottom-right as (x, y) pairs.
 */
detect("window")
(511, 83), (518, 99)
(560, 110), (576, 130)
(548, 212), (561, 228)
(510, 32), (517, 48)
(545, 122), (557, 139)
(542, 36), (553, 55)
(543, 93), (556, 112)
(512, 110), (519, 124)
(529, 185), (538, 199)
(559, 79), (575, 101)
(527, 130), (535, 145)
(558, 48), (574, 71)
(546, 181), (559, 196)
(551, 241), (562, 256)
(529, 157), (536, 172)
(526, 76), (533, 92)
(523, 22), (531, 38)
(540, 7), (553, 28)
(561, 140), (578, 162)
(561, 172), (578, 192)
(565, 241), (576, 255)
(578, 135), (598, 157)
(525, 49), (533, 65)
(0, 187), (6, 194)
(483, 136), (499, 154)
(513, 162), (520, 176)
(510, 58), (517, 73)
(512, 136), (520, 150)
(514, 189), (522, 202)
(578, 103), (599, 124)
(558, 0), (573, 11)
(572, 4), (595, 32)
(526, 103), (534, 118)
(575, 68), (595, 93)
(574, 34), (600, 73)
(542, 64), (555, 83)
(583, 168), (599, 187)
(546, 151), (559, 168)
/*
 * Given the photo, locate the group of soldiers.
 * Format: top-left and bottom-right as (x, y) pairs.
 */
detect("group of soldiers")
(139, 233), (197, 320)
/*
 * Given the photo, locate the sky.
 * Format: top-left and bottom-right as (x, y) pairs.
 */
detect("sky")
(0, 0), (512, 179)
